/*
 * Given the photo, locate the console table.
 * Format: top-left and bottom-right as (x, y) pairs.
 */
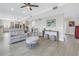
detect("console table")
(44, 30), (59, 41)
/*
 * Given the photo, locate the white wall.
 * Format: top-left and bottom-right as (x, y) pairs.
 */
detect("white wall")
(31, 4), (79, 41)
(0, 18), (19, 28)
(65, 17), (79, 35)
(0, 19), (10, 28)
(75, 18), (79, 26)
(32, 14), (64, 41)
(65, 18), (75, 35)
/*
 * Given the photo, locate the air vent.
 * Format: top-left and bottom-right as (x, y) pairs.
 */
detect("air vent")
(53, 6), (58, 10)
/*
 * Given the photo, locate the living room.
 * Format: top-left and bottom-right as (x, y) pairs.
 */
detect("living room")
(0, 3), (79, 56)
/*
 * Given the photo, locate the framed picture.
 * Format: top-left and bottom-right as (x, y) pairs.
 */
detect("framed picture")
(69, 21), (75, 27)
(46, 19), (56, 27)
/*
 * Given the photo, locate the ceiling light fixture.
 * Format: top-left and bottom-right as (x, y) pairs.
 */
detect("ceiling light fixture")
(10, 8), (14, 11)
(20, 3), (39, 11)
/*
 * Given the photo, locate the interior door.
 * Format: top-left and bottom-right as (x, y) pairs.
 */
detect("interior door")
(75, 26), (79, 39)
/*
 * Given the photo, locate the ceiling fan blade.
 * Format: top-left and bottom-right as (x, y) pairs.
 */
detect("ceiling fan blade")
(23, 3), (28, 5)
(28, 3), (30, 5)
(20, 6), (26, 8)
(29, 7), (32, 11)
(30, 5), (39, 7)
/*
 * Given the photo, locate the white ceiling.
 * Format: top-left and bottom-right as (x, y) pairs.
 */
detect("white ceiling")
(0, 3), (64, 19)
(0, 3), (79, 20)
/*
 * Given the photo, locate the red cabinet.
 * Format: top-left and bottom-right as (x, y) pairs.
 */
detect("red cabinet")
(75, 26), (79, 39)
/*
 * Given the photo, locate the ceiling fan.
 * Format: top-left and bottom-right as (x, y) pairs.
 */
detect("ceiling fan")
(20, 3), (39, 11)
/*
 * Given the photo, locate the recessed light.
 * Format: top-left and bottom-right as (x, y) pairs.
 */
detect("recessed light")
(10, 8), (14, 11)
